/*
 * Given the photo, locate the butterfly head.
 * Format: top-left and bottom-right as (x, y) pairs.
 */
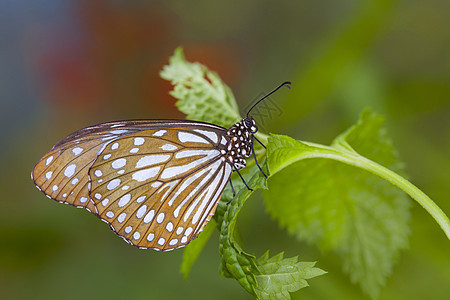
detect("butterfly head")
(243, 116), (258, 134)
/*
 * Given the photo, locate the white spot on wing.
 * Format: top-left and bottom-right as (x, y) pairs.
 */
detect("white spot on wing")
(133, 232), (140, 240)
(118, 194), (131, 207)
(151, 182), (162, 188)
(111, 158), (126, 169)
(169, 239), (178, 246)
(143, 210), (155, 223)
(221, 136), (227, 145)
(157, 238), (165, 246)
(45, 171), (53, 180)
(46, 156), (53, 165)
(147, 233), (155, 241)
(136, 155), (170, 168)
(136, 205), (147, 219)
(153, 130), (166, 137)
(132, 166), (160, 182)
(185, 227), (193, 236)
(136, 195), (146, 203)
(52, 185), (58, 191)
(72, 147), (83, 156)
(118, 212), (127, 223)
(134, 137), (145, 145)
(160, 144), (178, 151)
(156, 212), (165, 223)
(175, 149), (219, 159)
(124, 226), (132, 233)
(64, 164), (77, 177)
(194, 129), (218, 143)
(80, 197), (88, 203)
(178, 132), (209, 144)
(111, 142), (119, 150)
(107, 179), (121, 190)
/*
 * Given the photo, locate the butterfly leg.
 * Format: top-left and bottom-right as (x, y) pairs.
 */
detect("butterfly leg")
(252, 135), (266, 149)
(251, 137), (267, 178)
(226, 179), (236, 205)
(235, 167), (253, 192)
(229, 179), (236, 197)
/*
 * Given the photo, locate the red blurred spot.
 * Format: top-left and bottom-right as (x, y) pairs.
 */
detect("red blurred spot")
(33, 1), (243, 120)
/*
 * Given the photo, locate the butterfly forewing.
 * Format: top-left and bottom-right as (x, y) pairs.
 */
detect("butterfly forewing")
(88, 126), (230, 250)
(32, 139), (107, 212)
(31, 122), (150, 212)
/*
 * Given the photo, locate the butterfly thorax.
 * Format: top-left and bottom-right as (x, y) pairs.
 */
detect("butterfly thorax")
(225, 117), (257, 171)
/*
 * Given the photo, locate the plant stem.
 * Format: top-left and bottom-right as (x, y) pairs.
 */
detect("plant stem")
(300, 142), (450, 241)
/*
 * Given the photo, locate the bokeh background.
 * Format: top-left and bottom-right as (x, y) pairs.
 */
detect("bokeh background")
(1, 0), (449, 299)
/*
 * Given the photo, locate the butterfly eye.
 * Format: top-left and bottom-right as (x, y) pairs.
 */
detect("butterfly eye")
(243, 118), (257, 133)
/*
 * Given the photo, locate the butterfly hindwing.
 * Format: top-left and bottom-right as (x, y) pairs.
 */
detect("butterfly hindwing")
(89, 126), (231, 250)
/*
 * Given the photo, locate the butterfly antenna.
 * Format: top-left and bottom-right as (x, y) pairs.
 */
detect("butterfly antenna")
(246, 81), (291, 117)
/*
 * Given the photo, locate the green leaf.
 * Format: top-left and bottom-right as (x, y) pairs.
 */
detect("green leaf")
(217, 159), (326, 299)
(180, 219), (217, 279)
(218, 162), (268, 297)
(160, 47), (241, 128)
(254, 252), (326, 300)
(265, 110), (411, 298)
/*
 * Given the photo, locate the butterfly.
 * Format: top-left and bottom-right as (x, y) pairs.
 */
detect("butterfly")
(31, 82), (291, 251)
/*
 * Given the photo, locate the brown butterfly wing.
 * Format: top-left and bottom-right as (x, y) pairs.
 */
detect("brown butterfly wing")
(33, 120), (232, 251)
(31, 121), (155, 212)
(89, 126), (232, 251)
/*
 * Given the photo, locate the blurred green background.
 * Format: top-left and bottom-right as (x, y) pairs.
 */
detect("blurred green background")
(1, 0), (449, 299)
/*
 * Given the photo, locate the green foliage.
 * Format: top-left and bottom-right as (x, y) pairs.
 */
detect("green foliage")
(180, 219), (217, 279)
(254, 251), (326, 299)
(160, 48), (449, 299)
(217, 163), (265, 296)
(276, 0), (395, 128)
(215, 161), (324, 299)
(160, 47), (240, 128)
(265, 111), (411, 298)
